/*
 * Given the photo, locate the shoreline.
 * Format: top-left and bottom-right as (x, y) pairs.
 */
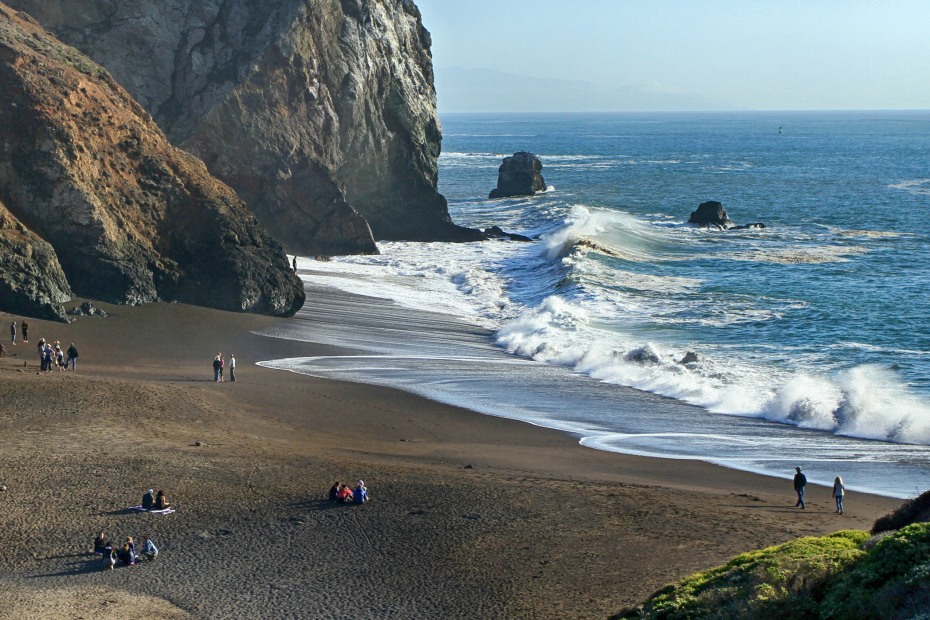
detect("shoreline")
(0, 300), (904, 618)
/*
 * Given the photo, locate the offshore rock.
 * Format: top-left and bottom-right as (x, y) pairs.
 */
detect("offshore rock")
(10, 0), (483, 253)
(0, 199), (72, 321)
(688, 200), (765, 230)
(0, 5), (304, 316)
(489, 151), (547, 199)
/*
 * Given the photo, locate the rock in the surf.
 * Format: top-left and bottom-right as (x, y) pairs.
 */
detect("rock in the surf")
(489, 152), (547, 198)
(688, 201), (764, 230)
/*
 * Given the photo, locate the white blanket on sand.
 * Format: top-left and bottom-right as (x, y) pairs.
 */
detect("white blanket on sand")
(128, 505), (175, 514)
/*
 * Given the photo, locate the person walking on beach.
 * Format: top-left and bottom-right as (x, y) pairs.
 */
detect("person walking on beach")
(21, 319), (28, 343)
(229, 354), (236, 382)
(213, 353), (222, 382)
(793, 466), (807, 509)
(9, 321), (16, 346)
(832, 476), (845, 514)
(66, 343), (79, 371)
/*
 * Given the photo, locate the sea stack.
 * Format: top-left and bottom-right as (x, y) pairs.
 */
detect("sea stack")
(489, 151), (547, 199)
(0, 4), (305, 318)
(688, 201), (765, 230)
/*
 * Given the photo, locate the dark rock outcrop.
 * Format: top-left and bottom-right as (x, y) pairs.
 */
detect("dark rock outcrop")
(489, 151), (547, 199)
(0, 5), (304, 317)
(9, 0), (484, 253)
(0, 200), (72, 321)
(688, 201), (764, 230)
(483, 226), (532, 242)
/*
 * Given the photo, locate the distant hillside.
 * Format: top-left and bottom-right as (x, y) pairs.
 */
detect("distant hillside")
(434, 66), (726, 113)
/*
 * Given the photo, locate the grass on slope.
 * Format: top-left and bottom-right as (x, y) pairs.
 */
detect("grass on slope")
(615, 523), (930, 620)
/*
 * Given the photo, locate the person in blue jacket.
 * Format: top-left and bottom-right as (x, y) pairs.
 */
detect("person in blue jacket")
(353, 480), (368, 504)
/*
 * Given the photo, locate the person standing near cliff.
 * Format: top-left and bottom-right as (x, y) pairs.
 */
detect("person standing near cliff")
(213, 353), (222, 382)
(21, 319), (28, 343)
(229, 354), (236, 382)
(292, 255), (298, 273)
(793, 466), (807, 509)
(9, 321), (16, 346)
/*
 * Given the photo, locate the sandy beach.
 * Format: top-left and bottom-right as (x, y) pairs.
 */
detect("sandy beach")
(0, 299), (902, 619)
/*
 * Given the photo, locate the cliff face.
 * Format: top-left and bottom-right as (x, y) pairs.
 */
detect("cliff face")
(0, 5), (304, 317)
(10, 0), (482, 255)
(0, 199), (72, 321)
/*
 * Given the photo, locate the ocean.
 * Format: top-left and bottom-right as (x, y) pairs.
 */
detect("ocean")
(260, 111), (930, 499)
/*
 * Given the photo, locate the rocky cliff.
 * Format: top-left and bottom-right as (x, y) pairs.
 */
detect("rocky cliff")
(0, 5), (304, 318)
(10, 0), (483, 255)
(0, 199), (72, 320)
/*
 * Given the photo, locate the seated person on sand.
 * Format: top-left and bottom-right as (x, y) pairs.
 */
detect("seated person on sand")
(140, 536), (158, 561)
(154, 490), (171, 510)
(93, 531), (106, 555)
(337, 483), (354, 503)
(141, 489), (155, 511)
(118, 542), (136, 566)
(329, 481), (341, 502)
(353, 480), (368, 504)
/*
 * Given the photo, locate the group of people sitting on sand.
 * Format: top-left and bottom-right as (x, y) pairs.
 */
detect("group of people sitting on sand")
(94, 532), (158, 570)
(141, 489), (171, 511)
(329, 480), (369, 504)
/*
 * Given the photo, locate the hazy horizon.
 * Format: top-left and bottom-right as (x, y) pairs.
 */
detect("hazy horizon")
(415, 1), (930, 114)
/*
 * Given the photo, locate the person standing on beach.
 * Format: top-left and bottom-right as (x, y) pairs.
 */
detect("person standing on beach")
(9, 321), (16, 346)
(66, 343), (79, 371)
(229, 354), (236, 382)
(21, 319), (28, 343)
(292, 255), (298, 273)
(213, 353), (222, 382)
(832, 476), (845, 514)
(219, 354), (225, 382)
(793, 466), (807, 509)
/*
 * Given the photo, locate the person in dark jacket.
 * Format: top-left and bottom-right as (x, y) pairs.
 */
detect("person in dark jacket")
(793, 466), (807, 509)
(66, 343), (79, 371)
(213, 353), (222, 382)
(141, 489), (155, 510)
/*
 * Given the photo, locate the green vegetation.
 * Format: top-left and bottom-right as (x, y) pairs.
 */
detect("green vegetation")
(616, 524), (930, 620)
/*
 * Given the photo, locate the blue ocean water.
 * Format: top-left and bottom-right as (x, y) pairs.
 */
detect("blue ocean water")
(262, 112), (930, 498)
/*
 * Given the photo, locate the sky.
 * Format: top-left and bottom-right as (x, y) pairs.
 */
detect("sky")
(414, 0), (930, 113)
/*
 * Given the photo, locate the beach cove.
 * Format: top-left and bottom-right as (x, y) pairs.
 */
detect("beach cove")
(0, 298), (902, 619)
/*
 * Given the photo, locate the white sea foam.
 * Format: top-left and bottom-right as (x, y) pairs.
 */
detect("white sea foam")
(890, 178), (930, 196)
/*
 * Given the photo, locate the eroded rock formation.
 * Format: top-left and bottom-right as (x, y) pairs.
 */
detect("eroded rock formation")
(0, 5), (304, 318)
(688, 201), (764, 230)
(489, 152), (546, 199)
(10, 0), (484, 253)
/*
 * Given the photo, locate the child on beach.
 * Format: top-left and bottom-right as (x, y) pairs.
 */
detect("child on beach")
(329, 481), (341, 501)
(118, 542), (136, 566)
(101, 543), (116, 570)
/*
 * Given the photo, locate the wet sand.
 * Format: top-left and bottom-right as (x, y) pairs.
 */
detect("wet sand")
(0, 300), (902, 619)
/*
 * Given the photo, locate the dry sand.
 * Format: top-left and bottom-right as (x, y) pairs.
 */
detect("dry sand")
(0, 301), (902, 619)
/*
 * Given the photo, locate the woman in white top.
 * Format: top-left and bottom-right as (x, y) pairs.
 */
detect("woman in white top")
(832, 476), (845, 514)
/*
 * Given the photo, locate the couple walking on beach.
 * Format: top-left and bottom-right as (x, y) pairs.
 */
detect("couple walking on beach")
(793, 466), (845, 513)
